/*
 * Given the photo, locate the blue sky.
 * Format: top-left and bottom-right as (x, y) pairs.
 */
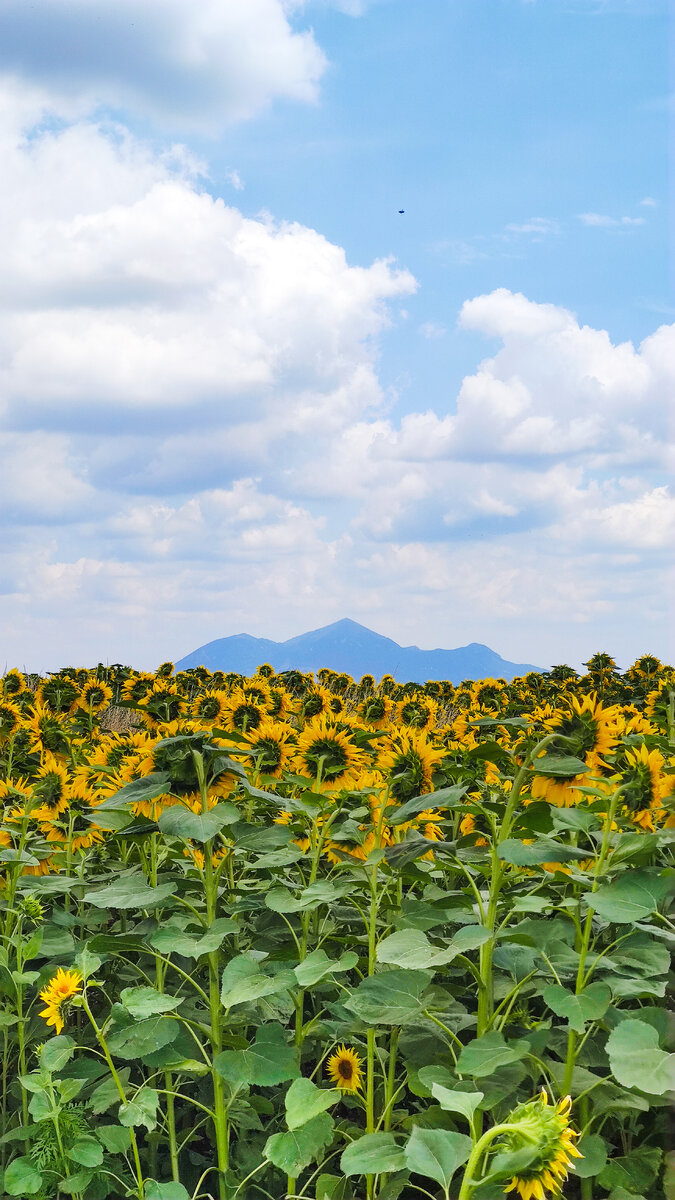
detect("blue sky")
(0, 0), (672, 672)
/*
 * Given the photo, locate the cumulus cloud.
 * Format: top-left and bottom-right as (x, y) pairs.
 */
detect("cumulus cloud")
(578, 212), (646, 227)
(0, 0), (326, 133)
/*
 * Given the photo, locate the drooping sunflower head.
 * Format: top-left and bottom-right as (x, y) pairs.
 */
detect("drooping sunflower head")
(25, 702), (70, 756)
(502, 1091), (581, 1200)
(0, 699), (22, 740)
(293, 717), (368, 788)
(358, 694), (393, 730)
(544, 694), (621, 770)
(121, 674), (154, 704)
(326, 1044), (363, 1092)
(76, 679), (113, 714)
(36, 675), (80, 715)
(34, 756), (71, 816)
(220, 687), (266, 734)
(192, 689), (230, 727)
(395, 696), (437, 730)
(620, 743), (674, 829)
(2, 669), (27, 699)
(245, 719), (295, 778)
(301, 686), (335, 722)
(378, 729), (445, 802)
(38, 968), (83, 1035)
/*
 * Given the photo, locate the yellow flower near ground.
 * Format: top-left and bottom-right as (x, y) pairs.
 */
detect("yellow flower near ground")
(504, 1092), (582, 1200)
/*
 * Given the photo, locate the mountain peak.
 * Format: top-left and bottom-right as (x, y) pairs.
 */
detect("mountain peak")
(176, 620), (539, 683)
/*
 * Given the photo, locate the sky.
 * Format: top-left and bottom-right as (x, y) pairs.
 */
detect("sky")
(0, 0), (672, 673)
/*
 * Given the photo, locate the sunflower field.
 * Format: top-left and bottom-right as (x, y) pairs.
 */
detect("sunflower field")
(0, 653), (673, 1200)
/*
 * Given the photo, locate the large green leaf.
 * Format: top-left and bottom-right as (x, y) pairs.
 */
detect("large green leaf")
(149, 917), (236, 959)
(574, 1135), (608, 1179)
(456, 1033), (527, 1078)
(214, 1024), (299, 1087)
(120, 987), (184, 1019)
(585, 871), (674, 924)
(158, 802), (239, 842)
(404, 1126), (472, 1189)
(68, 1137), (104, 1168)
(606, 1019), (675, 1094)
(388, 785), (468, 826)
(145, 1184), (190, 1200)
(3, 1156), (43, 1196)
(294, 949), (359, 987)
(542, 983), (611, 1033)
(341, 1134), (407, 1177)
(344, 970), (432, 1025)
(83, 878), (176, 909)
(220, 953), (294, 1009)
(107, 1016), (180, 1061)
(93, 772), (172, 811)
(377, 930), (458, 970)
(264, 1113), (334, 1175)
(530, 755), (588, 777)
(118, 1087), (159, 1132)
(498, 839), (588, 866)
(285, 1078), (339, 1130)
(430, 1083), (484, 1123)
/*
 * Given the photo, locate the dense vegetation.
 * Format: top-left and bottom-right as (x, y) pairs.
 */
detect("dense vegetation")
(0, 653), (672, 1200)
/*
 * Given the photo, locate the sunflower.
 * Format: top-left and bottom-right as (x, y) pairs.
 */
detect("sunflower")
(293, 717), (368, 789)
(543, 694), (621, 771)
(268, 686), (292, 720)
(620, 743), (675, 830)
(220, 687), (266, 734)
(25, 702), (70, 757)
(0, 700), (22, 740)
(75, 679), (113, 714)
(121, 674), (154, 704)
(358, 695), (393, 729)
(301, 686), (336, 722)
(395, 696), (437, 730)
(529, 772), (594, 809)
(33, 756), (71, 817)
(36, 676), (80, 714)
(326, 1045), (363, 1092)
(378, 729), (445, 802)
(2, 669), (27, 699)
(38, 968), (82, 1034)
(192, 689), (230, 728)
(245, 719), (295, 778)
(502, 1091), (581, 1200)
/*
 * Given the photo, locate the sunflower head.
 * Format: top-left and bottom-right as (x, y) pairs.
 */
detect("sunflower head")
(38, 968), (83, 1035)
(326, 1044), (363, 1092)
(501, 1091), (581, 1200)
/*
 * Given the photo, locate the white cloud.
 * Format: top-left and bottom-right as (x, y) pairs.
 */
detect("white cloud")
(419, 321), (446, 339)
(506, 217), (560, 236)
(640, 196), (658, 207)
(0, 0), (327, 133)
(578, 212), (646, 227)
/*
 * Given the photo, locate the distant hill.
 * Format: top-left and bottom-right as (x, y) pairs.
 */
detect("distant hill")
(175, 618), (539, 684)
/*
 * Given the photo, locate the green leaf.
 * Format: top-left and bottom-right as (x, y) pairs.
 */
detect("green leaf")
(542, 983), (611, 1033)
(404, 1126), (472, 1189)
(294, 949), (358, 987)
(149, 917), (236, 959)
(430, 1083), (484, 1123)
(94, 772), (172, 810)
(456, 1033), (526, 1078)
(315, 1174), (352, 1200)
(531, 755), (588, 777)
(39, 1036), (75, 1072)
(498, 839), (588, 866)
(606, 1019), (675, 1094)
(377, 930), (458, 970)
(344, 970), (432, 1025)
(89, 1069), (131, 1114)
(220, 954), (294, 1009)
(585, 871), (674, 924)
(598, 1147), (662, 1194)
(68, 1137), (104, 1167)
(388, 784), (468, 825)
(145, 1183), (190, 1200)
(3, 1156), (43, 1195)
(264, 1113), (334, 1175)
(96, 1125), (132, 1154)
(214, 1024), (299, 1087)
(120, 987), (184, 1019)
(83, 878), (177, 909)
(575, 1135), (608, 1179)
(74, 946), (102, 981)
(118, 1086), (159, 1131)
(341, 1134), (407, 1177)
(57, 1171), (95, 1195)
(158, 802), (239, 842)
(285, 1078), (340, 1130)
(108, 1016), (180, 1061)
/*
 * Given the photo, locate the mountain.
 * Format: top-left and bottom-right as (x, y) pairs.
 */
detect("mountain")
(175, 618), (539, 684)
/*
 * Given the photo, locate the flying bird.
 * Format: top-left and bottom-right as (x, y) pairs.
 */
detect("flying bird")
(398, 209), (405, 214)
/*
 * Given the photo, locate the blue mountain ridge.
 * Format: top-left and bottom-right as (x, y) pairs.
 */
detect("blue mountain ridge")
(175, 618), (539, 684)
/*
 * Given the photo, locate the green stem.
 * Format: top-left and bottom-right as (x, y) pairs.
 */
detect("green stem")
(81, 995), (144, 1200)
